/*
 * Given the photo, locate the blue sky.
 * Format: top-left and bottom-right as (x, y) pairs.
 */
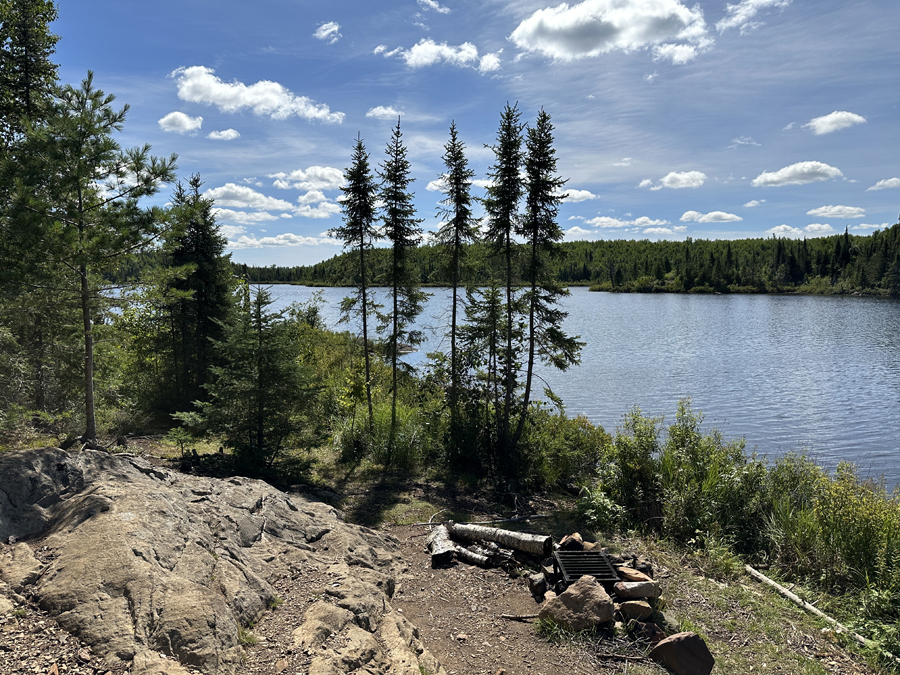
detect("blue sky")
(54, 0), (900, 266)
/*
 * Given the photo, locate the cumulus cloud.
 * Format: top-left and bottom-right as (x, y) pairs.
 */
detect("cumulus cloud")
(766, 223), (835, 238)
(680, 210), (742, 223)
(716, 0), (791, 33)
(170, 66), (344, 123)
(744, 199), (764, 207)
(479, 52), (502, 72)
(212, 209), (280, 225)
(229, 233), (337, 249)
(385, 38), (501, 73)
(207, 129), (240, 140)
(586, 215), (669, 228)
(644, 227), (676, 234)
(806, 205), (864, 219)
(562, 189), (598, 202)
(425, 177), (447, 192)
(509, 0), (713, 65)
(313, 21), (341, 43)
(418, 0), (450, 13)
(805, 223), (834, 235)
(866, 177), (900, 192)
(158, 111), (202, 134)
(205, 184), (294, 211)
(803, 111), (866, 135)
(366, 106), (403, 120)
(642, 171), (707, 190)
(766, 224), (802, 238)
(751, 161), (843, 187)
(854, 223), (890, 230)
(269, 166), (344, 191)
(294, 191), (341, 219)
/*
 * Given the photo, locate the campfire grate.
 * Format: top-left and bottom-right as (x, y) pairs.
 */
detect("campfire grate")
(552, 550), (620, 586)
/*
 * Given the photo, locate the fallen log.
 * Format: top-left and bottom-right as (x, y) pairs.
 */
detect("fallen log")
(454, 545), (491, 567)
(425, 525), (455, 566)
(447, 522), (552, 557)
(744, 565), (900, 665)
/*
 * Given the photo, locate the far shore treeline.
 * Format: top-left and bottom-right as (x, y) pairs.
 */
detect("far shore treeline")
(198, 224), (898, 295)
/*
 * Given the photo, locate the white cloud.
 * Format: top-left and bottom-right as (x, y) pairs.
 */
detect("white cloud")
(565, 226), (598, 239)
(229, 233), (334, 249)
(425, 177), (447, 192)
(205, 184), (294, 210)
(268, 166), (344, 191)
(293, 191), (341, 219)
(804, 223), (834, 235)
(403, 38), (477, 68)
(207, 128), (240, 140)
(158, 111), (202, 134)
(479, 52), (502, 73)
(642, 171), (706, 190)
(673, 226), (688, 233)
(170, 66), (344, 123)
(743, 199), (764, 207)
(866, 178), (900, 192)
(613, 157), (632, 166)
(803, 111), (866, 135)
(680, 210), (742, 223)
(212, 209), (280, 225)
(782, 122), (795, 131)
(509, 0), (713, 64)
(586, 215), (669, 228)
(766, 224), (802, 238)
(854, 223), (890, 230)
(218, 224), (247, 239)
(418, 0), (450, 14)
(806, 205), (864, 219)
(751, 161), (843, 187)
(366, 106), (403, 120)
(562, 189), (598, 202)
(644, 227), (675, 234)
(242, 177), (263, 187)
(313, 21), (341, 43)
(644, 71), (659, 82)
(716, 0), (791, 33)
(728, 136), (760, 149)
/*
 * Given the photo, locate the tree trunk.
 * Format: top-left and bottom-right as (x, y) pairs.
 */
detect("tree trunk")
(447, 522), (551, 557)
(80, 263), (96, 441)
(426, 525), (455, 566)
(360, 244), (374, 435)
(454, 545), (491, 567)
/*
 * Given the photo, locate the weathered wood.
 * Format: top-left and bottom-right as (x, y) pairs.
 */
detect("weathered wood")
(745, 565), (900, 665)
(454, 545), (491, 567)
(447, 522), (552, 557)
(426, 525), (455, 565)
(500, 613), (539, 621)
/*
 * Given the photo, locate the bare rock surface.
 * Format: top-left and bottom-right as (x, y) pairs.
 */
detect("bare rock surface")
(0, 447), (444, 675)
(538, 575), (614, 631)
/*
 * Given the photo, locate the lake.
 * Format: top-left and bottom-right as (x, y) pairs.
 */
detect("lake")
(266, 284), (900, 490)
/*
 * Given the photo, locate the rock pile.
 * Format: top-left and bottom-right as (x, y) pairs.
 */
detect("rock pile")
(0, 448), (445, 675)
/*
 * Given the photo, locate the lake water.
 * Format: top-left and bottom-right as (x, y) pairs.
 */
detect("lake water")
(267, 285), (900, 490)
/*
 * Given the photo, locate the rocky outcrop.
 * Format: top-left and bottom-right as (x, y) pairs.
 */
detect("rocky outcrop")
(0, 448), (446, 675)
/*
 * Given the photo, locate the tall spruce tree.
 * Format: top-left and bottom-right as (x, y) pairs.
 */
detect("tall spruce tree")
(378, 120), (425, 463)
(330, 135), (380, 435)
(482, 103), (525, 472)
(7, 72), (176, 440)
(512, 109), (582, 447)
(434, 121), (478, 456)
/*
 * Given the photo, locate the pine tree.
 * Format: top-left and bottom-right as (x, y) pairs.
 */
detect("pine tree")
(7, 72), (176, 440)
(378, 120), (426, 462)
(330, 135), (380, 435)
(512, 109), (582, 447)
(434, 121), (478, 456)
(482, 103), (525, 472)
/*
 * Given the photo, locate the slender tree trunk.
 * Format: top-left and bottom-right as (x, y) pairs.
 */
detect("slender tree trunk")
(360, 245), (374, 435)
(80, 263), (95, 440)
(449, 232), (460, 453)
(390, 266), (399, 464)
(512, 240), (538, 448)
(502, 229), (514, 470)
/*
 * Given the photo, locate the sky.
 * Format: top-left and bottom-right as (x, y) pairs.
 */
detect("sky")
(53, 0), (900, 267)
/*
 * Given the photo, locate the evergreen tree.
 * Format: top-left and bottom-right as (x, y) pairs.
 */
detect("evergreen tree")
(433, 121), (478, 457)
(191, 285), (314, 471)
(378, 120), (426, 462)
(330, 135), (380, 434)
(512, 109), (582, 447)
(482, 103), (525, 472)
(6, 72), (176, 440)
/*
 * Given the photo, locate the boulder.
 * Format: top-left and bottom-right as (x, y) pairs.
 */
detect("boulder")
(617, 600), (653, 621)
(538, 575), (614, 631)
(558, 532), (584, 550)
(614, 580), (661, 599)
(0, 448), (445, 675)
(649, 631), (715, 675)
(616, 566), (652, 583)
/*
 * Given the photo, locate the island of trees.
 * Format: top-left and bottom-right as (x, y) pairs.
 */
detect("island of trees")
(2, 2), (900, 667)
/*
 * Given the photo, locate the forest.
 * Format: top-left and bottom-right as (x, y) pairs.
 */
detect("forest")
(3, 3), (900, 667)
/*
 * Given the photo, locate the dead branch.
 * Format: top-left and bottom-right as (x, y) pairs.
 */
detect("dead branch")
(500, 613), (539, 621)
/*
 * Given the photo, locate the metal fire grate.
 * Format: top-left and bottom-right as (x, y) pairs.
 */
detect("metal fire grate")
(553, 550), (620, 586)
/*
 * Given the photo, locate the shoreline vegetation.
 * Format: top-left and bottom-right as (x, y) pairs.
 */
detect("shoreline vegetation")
(210, 225), (900, 297)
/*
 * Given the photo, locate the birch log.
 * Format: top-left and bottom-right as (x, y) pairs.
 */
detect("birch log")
(447, 522), (552, 557)
(426, 525), (455, 565)
(454, 545), (491, 567)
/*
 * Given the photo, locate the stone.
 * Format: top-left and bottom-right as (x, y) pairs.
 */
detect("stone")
(538, 575), (614, 631)
(0, 447), (444, 675)
(618, 600), (653, 621)
(527, 573), (547, 600)
(616, 566), (652, 583)
(558, 533), (584, 550)
(274, 659), (289, 673)
(649, 631), (715, 675)
(635, 556), (655, 578)
(614, 580), (661, 599)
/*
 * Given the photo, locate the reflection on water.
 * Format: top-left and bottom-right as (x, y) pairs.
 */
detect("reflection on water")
(268, 285), (900, 490)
